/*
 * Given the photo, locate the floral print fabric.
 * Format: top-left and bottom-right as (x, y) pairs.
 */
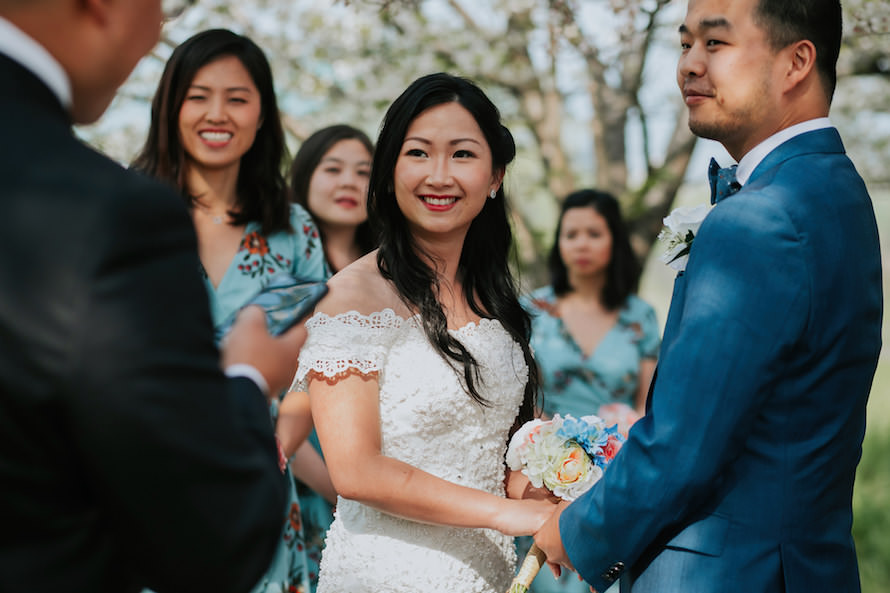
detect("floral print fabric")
(523, 287), (660, 420)
(203, 203), (328, 593)
(203, 204), (327, 325)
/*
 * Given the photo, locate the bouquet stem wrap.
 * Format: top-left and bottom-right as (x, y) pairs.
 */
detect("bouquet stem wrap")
(508, 543), (547, 593)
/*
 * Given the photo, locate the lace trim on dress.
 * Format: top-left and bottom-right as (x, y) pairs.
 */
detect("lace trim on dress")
(312, 308), (408, 331)
(295, 309), (518, 393)
(305, 367), (379, 386)
(294, 309), (406, 391)
(299, 356), (383, 380)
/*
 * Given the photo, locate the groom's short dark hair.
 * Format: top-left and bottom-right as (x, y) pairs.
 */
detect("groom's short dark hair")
(754, 0), (842, 101)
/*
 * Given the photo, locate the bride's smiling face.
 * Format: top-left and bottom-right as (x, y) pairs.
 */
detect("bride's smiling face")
(392, 102), (502, 242)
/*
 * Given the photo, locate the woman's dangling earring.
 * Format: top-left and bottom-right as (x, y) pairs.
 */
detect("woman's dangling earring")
(489, 189), (497, 200)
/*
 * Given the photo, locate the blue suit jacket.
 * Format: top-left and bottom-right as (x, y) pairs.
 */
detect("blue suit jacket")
(561, 128), (883, 593)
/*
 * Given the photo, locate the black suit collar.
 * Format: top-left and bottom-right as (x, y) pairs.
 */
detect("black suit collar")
(0, 52), (71, 128)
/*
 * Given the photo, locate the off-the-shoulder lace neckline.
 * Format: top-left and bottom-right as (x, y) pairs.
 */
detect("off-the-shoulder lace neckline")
(311, 307), (504, 335)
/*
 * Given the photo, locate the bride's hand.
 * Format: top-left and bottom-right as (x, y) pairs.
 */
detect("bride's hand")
(492, 497), (559, 536)
(505, 470), (561, 502)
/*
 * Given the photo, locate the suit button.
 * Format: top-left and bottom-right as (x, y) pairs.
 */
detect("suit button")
(601, 561), (625, 583)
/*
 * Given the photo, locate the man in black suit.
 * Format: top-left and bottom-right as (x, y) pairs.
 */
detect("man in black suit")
(0, 1), (306, 591)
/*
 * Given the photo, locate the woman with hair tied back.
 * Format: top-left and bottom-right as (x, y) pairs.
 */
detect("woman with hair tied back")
(131, 28), (328, 593)
(292, 72), (557, 593)
(517, 188), (660, 593)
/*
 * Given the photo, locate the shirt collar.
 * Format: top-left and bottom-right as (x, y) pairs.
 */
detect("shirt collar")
(0, 16), (72, 111)
(735, 117), (833, 185)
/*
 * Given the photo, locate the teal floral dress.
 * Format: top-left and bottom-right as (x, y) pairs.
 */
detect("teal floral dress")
(516, 286), (660, 593)
(294, 433), (331, 590)
(523, 287), (660, 419)
(204, 203), (328, 593)
(205, 204), (327, 326)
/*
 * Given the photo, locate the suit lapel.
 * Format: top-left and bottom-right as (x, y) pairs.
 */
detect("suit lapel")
(646, 272), (688, 410)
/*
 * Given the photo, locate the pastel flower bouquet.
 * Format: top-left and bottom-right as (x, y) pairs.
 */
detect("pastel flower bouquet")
(505, 414), (625, 593)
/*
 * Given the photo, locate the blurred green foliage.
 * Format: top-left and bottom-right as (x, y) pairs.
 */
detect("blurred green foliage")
(854, 360), (890, 593)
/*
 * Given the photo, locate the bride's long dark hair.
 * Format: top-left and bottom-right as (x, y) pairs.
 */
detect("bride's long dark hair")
(368, 72), (538, 427)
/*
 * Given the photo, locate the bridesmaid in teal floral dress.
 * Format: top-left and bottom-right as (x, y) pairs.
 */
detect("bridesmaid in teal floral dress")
(524, 287), (659, 420)
(518, 189), (660, 593)
(132, 30), (327, 593)
(203, 203), (326, 593)
(282, 124), (375, 591)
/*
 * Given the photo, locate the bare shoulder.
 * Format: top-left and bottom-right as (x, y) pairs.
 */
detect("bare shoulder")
(316, 251), (407, 317)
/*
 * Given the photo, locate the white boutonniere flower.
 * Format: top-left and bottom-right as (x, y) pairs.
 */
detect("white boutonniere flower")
(657, 204), (711, 272)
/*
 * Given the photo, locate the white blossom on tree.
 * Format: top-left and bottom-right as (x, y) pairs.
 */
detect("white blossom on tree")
(78, 0), (889, 276)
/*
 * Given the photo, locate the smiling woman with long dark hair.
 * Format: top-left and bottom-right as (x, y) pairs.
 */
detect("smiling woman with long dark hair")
(292, 72), (557, 593)
(132, 29), (327, 593)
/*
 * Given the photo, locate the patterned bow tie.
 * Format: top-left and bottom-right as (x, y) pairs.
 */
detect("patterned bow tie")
(708, 157), (741, 204)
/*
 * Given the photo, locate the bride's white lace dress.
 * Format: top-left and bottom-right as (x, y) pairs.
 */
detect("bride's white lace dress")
(294, 309), (528, 593)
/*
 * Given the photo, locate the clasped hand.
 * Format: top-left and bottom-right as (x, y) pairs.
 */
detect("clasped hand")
(533, 500), (575, 576)
(506, 473), (585, 587)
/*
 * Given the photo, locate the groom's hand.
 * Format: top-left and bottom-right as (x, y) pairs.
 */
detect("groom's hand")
(534, 500), (574, 575)
(223, 305), (307, 397)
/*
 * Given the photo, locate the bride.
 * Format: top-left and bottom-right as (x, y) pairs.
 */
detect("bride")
(293, 72), (556, 593)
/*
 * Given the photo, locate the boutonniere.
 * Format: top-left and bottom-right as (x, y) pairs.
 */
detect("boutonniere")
(657, 204), (711, 272)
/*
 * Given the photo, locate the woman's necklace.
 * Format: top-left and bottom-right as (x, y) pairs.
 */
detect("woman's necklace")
(196, 202), (228, 225)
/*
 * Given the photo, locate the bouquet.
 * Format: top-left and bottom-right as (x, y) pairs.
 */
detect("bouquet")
(505, 414), (625, 593)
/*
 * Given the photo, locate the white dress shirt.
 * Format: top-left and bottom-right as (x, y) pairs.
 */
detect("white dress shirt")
(0, 16), (71, 110)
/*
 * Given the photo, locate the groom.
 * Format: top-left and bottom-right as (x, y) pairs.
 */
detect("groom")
(535, 0), (883, 592)
(0, 1), (306, 592)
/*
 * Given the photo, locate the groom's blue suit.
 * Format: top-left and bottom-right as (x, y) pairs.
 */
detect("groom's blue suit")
(561, 128), (883, 593)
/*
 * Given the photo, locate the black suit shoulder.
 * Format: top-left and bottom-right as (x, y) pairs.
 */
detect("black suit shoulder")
(0, 58), (286, 593)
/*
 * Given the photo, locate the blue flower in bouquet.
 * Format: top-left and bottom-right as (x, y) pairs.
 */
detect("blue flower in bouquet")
(592, 424), (625, 469)
(557, 414), (609, 457)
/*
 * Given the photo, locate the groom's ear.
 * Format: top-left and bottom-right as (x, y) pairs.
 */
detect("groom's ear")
(780, 39), (818, 95)
(77, 0), (118, 28)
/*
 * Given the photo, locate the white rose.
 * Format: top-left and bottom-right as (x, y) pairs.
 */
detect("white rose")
(662, 204), (711, 236)
(505, 418), (546, 470)
(658, 204), (711, 272)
